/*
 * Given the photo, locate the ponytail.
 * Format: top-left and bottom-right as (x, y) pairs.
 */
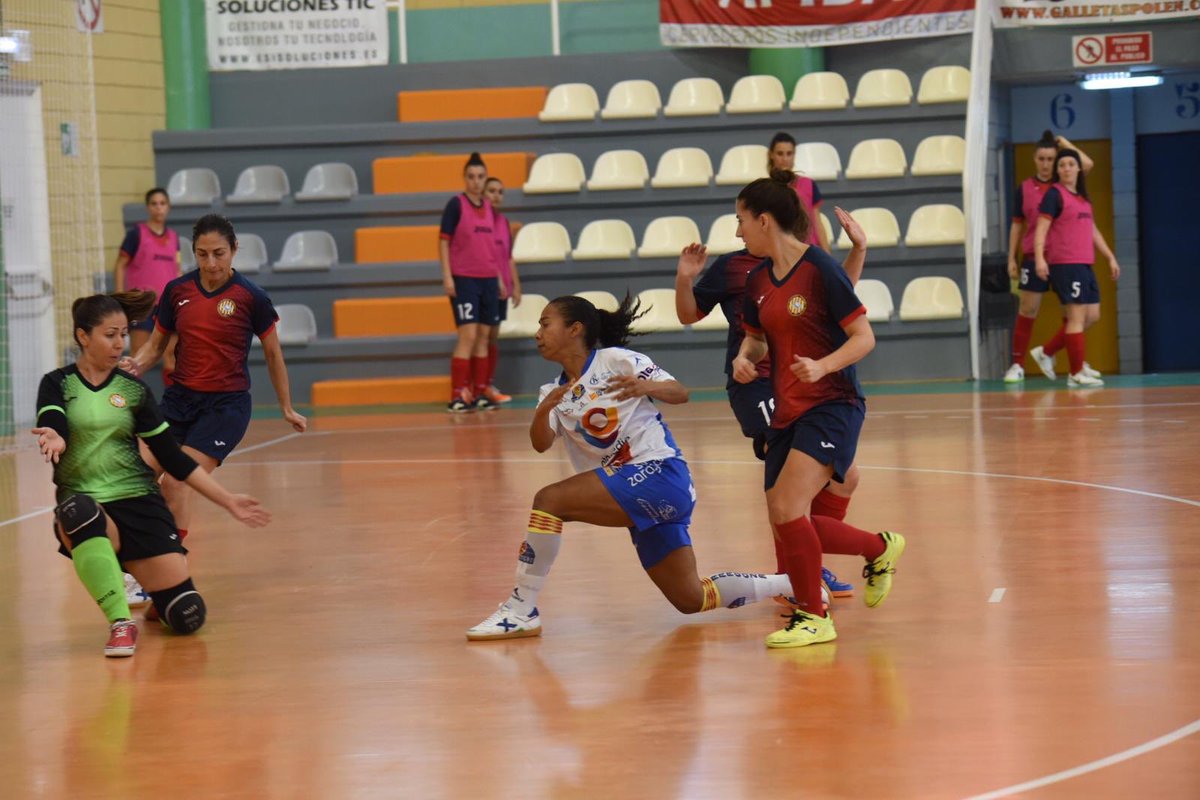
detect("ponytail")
(551, 292), (645, 350)
(1036, 129), (1057, 151)
(71, 291), (157, 346)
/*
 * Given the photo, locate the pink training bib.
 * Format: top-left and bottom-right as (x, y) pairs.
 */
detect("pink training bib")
(1019, 177), (1052, 257)
(126, 223), (180, 297)
(494, 212), (514, 294)
(449, 195), (500, 279)
(790, 177), (822, 248)
(1044, 188), (1095, 265)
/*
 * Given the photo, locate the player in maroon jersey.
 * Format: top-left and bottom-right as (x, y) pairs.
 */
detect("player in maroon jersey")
(730, 171), (905, 649)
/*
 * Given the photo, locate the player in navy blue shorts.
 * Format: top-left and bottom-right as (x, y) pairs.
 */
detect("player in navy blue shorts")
(674, 206), (868, 600)
(466, 294), (798, 640)
(730, 170), (906, 649)
(127, 214), (307, 540)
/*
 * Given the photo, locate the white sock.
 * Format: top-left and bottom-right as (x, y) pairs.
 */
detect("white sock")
(507, 511), (563, 615)
(706, 572), (793, 610)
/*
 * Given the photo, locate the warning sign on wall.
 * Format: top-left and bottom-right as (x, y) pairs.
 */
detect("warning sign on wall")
(1072, 32), (1152, 68)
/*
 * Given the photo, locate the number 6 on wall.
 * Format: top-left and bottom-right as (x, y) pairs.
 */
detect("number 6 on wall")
(1050, 93), (1076, 130)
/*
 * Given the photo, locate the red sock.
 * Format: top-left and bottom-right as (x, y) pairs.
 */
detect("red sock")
(1042, 323), (1067, 357)
(774, 517), (824, 615)
(177, 528), (188, 541)
(1011, 314), (1036, 365)
(811, 516), (885, 560)
(450, 358), (470, 397)
(487, 343), (499, 386)
(811, 488), (850, 521)
(771, 528), (787, 574)
(470, 356), (489, 396)
(1065, 332), (1086, 375)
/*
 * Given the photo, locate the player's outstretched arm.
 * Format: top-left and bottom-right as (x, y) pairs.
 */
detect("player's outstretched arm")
(126, 326), (170, 375)
(834, 207), (867, 286)
(185, 467), (271, 528)
(674, 244), (707, 324)
(260, 328), (307, 432)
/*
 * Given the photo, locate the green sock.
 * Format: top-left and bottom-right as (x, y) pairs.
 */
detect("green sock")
(71, 537), (130, 623)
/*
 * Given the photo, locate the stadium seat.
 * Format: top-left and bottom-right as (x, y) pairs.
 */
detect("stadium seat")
(854, 279), (894, 322)
(355, 226), (440, 263)
(911, 135), (966, 176)
(836, 208), (900, 248)
(232, 233), (268, 273)
(397, 86), (547, 122)
(789, 72), (850, 110)
(274, 230), (338, 271)
(539, 83), (600, 122)
(500, 293), (550, 338)
(663, 78), (724, 117)
(295, 162), (358, 201)
(692, 303), (729, 331)
(523, 153), (586, 194)
(726, 75), (786, 114)
(631, 289), (684, 332)
(512, 222), (571, 263)
(917, 66), (970, 105)
(600, 80), (661, 120)
(575, 290), (620, 312)
(571, 219), (636, 261)
(226, 165), (290, 204)
(333, 297), (455, 337)
(715, 144), (770, 186)
(650, 148), (713, 189)
(637, 217), (702, 258)
(587, 150), (649, 191)
(899, 277), (964, 321)
(845, 139), (908, 179)
(794, 142), (842, 181)
(852, 69), (913, 108)
(274, 304), (318, 345)
(179, 237), (196, 269)
(166, 168), (220, 207)
(905, 204), (966, 246)
(705, 214), (742, 255)
(818, 213), (834, 248)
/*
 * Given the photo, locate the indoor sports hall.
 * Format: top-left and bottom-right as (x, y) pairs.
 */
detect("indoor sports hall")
(0, 2), (1197, 798)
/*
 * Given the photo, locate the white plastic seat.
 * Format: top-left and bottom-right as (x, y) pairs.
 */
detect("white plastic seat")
(274, 230), (338, 271)
(275, 304), (318, 345)
(917, 66), (970, 105)
(855, 279), (895, 322)
(637, 217), (702, 259)
(845, 139), (907, 179)
(818, 213), (833, 249)
(523, 153), (586, 194)
(631, 289), (684, 332)
(179, 237), (196, 269)
(705, 214), (742, 255)
(587, 150), (649, 191)
(571, 220), (636, 261)
(232, 233), (268, 273)
(905, 204), (966, 246)
(794, 142), (842, 181)
(899, 277), (964, 321)
(836, 208), (900, 248)
(650, 148), (713, 189)
(852, 69), (914, 108)
(575, 290), (620, 312)
(692, 303), (729, 331)
(725, 75), (786, 114)
(512, 222), (571, 263)
(663, 78), (724, 117)
(226, 165), (290, 204)
(715, 144), (770, 186)
(295, 162), (358, 201)
(539, 83), (600, 122)
(166, 168), (220, 207)
(600, 80), (661, 120)
(911, 135), (966, 177)
(500, 293), (550, 338)
(789, 72), (850, 110)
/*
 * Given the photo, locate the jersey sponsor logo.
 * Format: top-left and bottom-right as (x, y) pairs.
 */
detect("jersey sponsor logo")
(217, 299), (237, 318)
(787, 294), (808, 316)
(625, 459), (663, 487)
(600, 439), (633, 469)
(108, 393), (127, 408)
(577, 406), (620, 449)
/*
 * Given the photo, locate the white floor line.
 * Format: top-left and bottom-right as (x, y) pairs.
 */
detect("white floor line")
(988, 588), (1006, 603)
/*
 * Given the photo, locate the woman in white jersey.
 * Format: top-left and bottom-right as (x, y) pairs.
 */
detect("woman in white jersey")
(467, 294), (799, 640)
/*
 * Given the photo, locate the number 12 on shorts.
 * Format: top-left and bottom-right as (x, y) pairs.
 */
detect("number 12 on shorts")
(457, 302), (475, 321)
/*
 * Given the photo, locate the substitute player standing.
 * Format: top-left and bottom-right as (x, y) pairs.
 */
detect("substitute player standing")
(480, 176), (521, 406)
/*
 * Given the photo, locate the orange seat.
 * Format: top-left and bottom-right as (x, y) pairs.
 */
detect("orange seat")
(355, 226), (440, 263)
(373, 152), (534, 194)
(397, 87), (547, 123)
(311, 376), (452, 407)
(333, 297), (455, 338)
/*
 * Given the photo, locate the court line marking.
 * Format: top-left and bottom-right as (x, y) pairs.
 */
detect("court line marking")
(988, 588), (1006, 603)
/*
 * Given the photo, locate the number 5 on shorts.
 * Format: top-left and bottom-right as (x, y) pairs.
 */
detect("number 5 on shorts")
(1071, 281), (1081, 299)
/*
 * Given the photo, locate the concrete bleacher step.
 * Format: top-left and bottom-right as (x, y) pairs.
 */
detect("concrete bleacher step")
(373, 152), (534, 194)
(311, 376), (451, 407)
(397, 86), (548, 123)
(333, 296), (455, 338)
(355, 225), (441, 263)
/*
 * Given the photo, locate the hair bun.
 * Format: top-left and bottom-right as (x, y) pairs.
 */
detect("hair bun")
(768, 168), (796, 185)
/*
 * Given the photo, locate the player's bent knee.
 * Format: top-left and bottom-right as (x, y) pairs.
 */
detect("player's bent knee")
(54, 494), (108, 548)
(149, 578), (207, 634)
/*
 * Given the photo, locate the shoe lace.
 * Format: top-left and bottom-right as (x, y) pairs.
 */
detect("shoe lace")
(862, 560), (894, 584)
(781, 610), (813, 631)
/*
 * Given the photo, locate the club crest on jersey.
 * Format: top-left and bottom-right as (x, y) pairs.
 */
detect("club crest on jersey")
(108, 393), (127, 408)
(571, 384), (586, 401)
(217, 299), (237, 318)
(787, 295), (807, 316)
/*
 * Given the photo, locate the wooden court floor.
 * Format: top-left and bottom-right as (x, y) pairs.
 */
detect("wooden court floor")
(1, 385), (1198, 799)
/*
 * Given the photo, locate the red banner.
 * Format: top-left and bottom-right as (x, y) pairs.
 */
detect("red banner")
(660, 0), (976, 48)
